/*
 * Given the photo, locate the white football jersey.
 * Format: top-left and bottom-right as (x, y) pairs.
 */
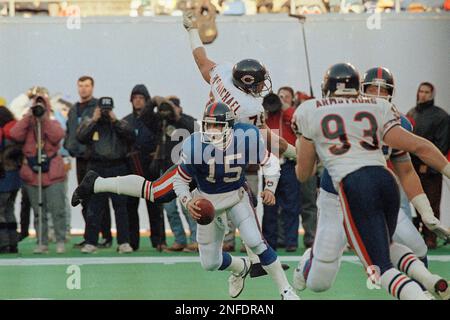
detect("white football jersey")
(209, 62), (265, 127)
(294, 96), (401, 184)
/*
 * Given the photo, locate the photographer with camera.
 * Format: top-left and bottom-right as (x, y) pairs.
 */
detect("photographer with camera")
(123, 84), (167, 251)
(65, 76), (112, 248)
(0, 104), (22, 254)
(10, 95), (67, 254)
(8, 86), (49, 241)
(141, 95), (198, 252)
(77, 97), (135, 254)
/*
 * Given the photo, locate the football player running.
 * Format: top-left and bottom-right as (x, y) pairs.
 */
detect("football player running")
(292, 66), (450, 300)
(173, 101), (299, 300)
(293, 63), (450, 300)
(72, 11), (294, 280)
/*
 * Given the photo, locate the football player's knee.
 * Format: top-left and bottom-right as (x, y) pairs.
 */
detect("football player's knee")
(200, 258), (221, 271)
(314, 247), (342, 264)
(247, 240), (267, 255)
(307, 258), (339, 292)
(407, 239), (428, 259)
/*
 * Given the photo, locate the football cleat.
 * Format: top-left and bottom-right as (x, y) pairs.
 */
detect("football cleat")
(281, 286), (300, 300)
(71, 170), (99, 207)
(293, 248), (311, 292)
(228, 258), (251, 298)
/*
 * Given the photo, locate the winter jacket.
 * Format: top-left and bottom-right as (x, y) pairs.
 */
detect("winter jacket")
(77, 117), (135, 163)
(407, 99), (449, 175)
(123, 112), (158, 176)
(0, 120), (21, 192)
(10, 96), (65, 187)
(64, 98), (98, 158)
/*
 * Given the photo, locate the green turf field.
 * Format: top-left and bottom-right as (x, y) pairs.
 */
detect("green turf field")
(1, 236), (448, 300)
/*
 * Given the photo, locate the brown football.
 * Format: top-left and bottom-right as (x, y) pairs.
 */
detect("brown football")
(195, 198), (215, 225)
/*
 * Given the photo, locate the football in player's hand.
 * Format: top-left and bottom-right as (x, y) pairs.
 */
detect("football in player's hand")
(195, 198), (215, 225)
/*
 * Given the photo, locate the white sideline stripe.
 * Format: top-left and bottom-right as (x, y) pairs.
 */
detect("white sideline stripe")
(0, 255), (449, 267)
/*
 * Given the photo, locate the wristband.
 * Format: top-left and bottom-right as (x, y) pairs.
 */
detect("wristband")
(189, 29), (203, 51)
(411, 193), (434, 221)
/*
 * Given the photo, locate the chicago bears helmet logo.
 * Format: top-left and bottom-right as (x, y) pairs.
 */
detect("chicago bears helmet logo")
(241, 75), (255, 85)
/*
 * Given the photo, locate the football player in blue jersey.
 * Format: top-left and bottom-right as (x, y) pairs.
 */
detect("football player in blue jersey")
(172, 102), (299, 300)
(292, 65), (449, 300)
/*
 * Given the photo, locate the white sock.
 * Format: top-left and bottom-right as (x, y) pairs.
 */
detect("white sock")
(390, 242), (441, 293)
(94, 175), (147, 199)
(262, 258), (291, 294)
(381, 268), (428, 300)
(226, 256), (246, 275)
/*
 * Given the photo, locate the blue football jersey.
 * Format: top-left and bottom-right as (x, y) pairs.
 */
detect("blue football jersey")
(179, 123), (267, 194)
(321, 114), (412, 195)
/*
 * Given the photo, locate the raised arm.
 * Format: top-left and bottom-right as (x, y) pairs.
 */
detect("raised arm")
(183, 11), (216, 83)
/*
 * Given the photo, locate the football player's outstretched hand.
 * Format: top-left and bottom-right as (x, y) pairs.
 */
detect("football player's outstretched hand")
(261, 190), (276, 206)
(183, 11), (196, 31)
(187, 198), (202, 220)
(423, 215), (450, 241)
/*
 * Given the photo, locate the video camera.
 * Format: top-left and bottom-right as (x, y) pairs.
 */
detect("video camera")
(151, 96), (176, 122)
(157, 101), (176, 121)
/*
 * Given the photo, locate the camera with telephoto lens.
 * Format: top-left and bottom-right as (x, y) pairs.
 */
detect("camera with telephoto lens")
(31, 96), (46, 118)
(157, 101), (176, 121)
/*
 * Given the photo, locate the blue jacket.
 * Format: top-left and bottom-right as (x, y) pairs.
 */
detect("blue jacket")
(0, 123), (21, 192)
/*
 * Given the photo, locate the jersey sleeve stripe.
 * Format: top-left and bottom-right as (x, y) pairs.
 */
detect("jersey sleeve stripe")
(178, 165), (192, 182)
(153, 166), (178, 188)
(144, 181), (151, 201)
(382, 122), (400, 140)
(154, 183), (175, 200)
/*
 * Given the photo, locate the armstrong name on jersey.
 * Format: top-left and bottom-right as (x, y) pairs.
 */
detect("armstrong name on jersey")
(294, 96), (401, 186)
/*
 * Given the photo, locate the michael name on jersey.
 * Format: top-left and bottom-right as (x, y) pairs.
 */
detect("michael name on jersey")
(211, 73), (241, 112)
(315, 97), (377, 108)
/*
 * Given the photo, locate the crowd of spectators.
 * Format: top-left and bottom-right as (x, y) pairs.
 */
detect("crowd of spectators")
(1, 0), (449, 17)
